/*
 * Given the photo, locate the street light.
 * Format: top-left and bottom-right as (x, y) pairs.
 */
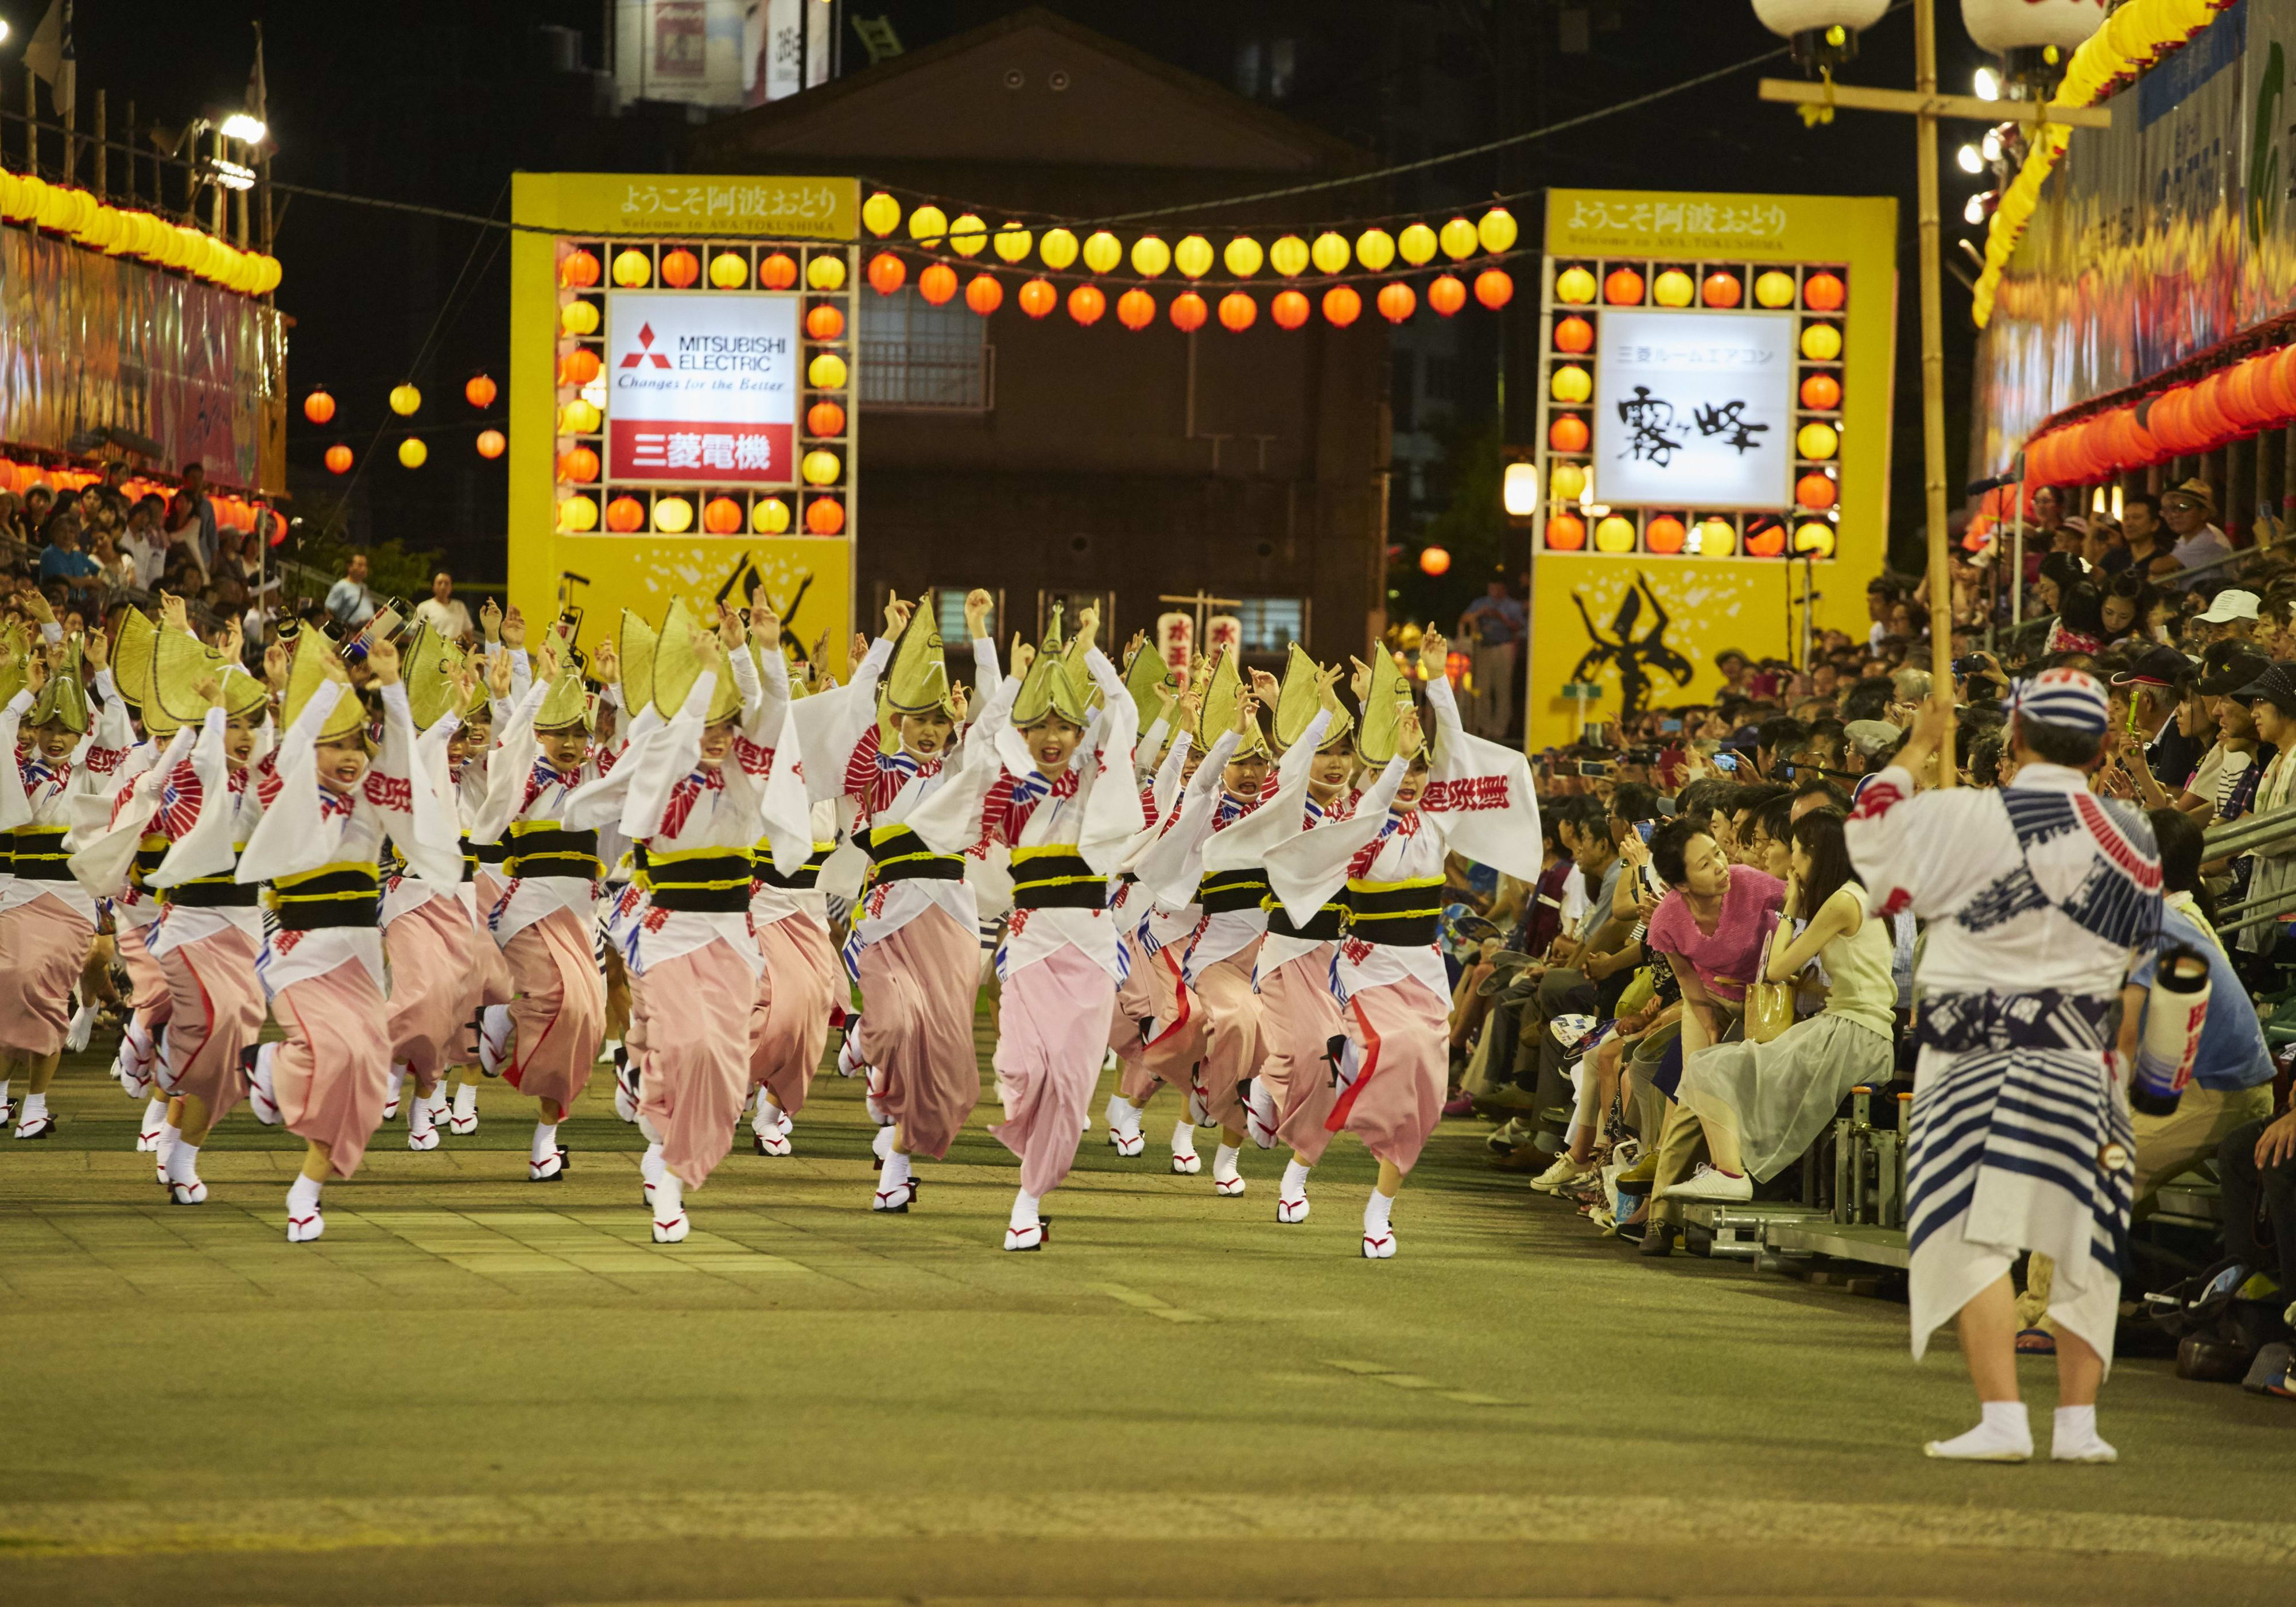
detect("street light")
(1973, 66), (2000, 100)
(1502, 461), (1538, 517)
(1956, 143), (1984, 174)
(219, 112), (269, 144)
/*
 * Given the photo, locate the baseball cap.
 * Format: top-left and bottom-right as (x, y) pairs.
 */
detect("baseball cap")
(2111, 643), (2196, 689)
(2198, 642), (2274, 697)
(2198, 588), (2261, 624)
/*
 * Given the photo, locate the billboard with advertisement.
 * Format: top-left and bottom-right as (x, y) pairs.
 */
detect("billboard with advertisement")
(1592, 310), (1797, 510)
(604, 290), (798, 484)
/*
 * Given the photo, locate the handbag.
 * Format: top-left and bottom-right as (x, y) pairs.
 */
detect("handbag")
(1742, 926), (1796, 1045)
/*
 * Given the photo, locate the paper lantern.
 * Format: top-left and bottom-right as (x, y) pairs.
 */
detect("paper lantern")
(561, 349), (602, 388)
(389, 383), (422, 417)
(1272, 289), (1310, 329)
(1553, 316), (1594, 354)
(1432, 218), (1476, 263)
(994, 222), (1034, 263)
(710, 251), (748, 289)
(324, 443), (352, 475)
(561, 299), (600, 336)
(1068, 284), (1106, 325)
(949, 215), (988, 258)
(807, 352), (849, 390)
(559, 445), (600, 484)
(653, 495), (695, 535)
(1169, 292), (1207, 332)
(806, 496), (846, 535)
(605, 495), (646, 533)
(558, 495), (598, 533)
(1653, 269), (1694, 308)
(1270, 235), (1310, 276)
(1474, 269), (1514, 309)
(1744, 518), (1787, 557)
(807, 400), (847, 436)
(1477, 208), (1518, 253)
(806, 303), (847, 341)
(560, 249), (600, 288)
(1796, 421), (1840, 460)
(1545, 514), (1587, 551)
(806, 254), (847, 291)
(1131, 235), (1172, 277)
(1218, 292), (1257, 332)
(1555, 265), (1596, 304)
(1429, 274), (1467, 316)
(1310, 232), (1351, 274)
(1701, 271), (1742, 308)
(1603, 267), (1645, 305)
(907, 204), (948, 247)
(1398, 223), (1438, 267)
(1793, 521), (1837, 558)
(611, 249), (651, 288)
(918, 263), (957, 306)
(476, 429), (506, 460)
(1552, 462), (1587, 501)
(1418, 544), (1451, 576)
(703, 496), (744, 535)
(1646, 514), (1687, 554)
(560, 398), (602, 434)
(1754, 269), (1797, 307)
(1695, 518), (1737, 556)
(1549, 414), (1590, 453)
(1804, 271), (1846, 311)
(398, 438), (428, 469)
(752, 497), (792, 534)
(1321, 285), (1361, 327)
(1082, 230), (1122, 273)
(1040, 227), (1080, 270)
(802, 449), (842, 486)
(660, 248), (700, 289)
(866, 252), (906, 295)
(1800, 371), (1843, 410)
(1174, 235), (1215, 278)
(1795, 471), (1838, 510)
(1594, 515), (1637, 553)
(1800, 321), (1843, 360)
(1118, 288), (1157, 330)
(761, 253), (798, 289)
(2269, 346), (2296, 420)
(303, 388), (336, 425)
(1355, 229), (1397, 272)
(1551, 365), (1592, 403)
(466, 375), (497, 410)
(1224, 236), (1265, 277)
(1376, 282), (1417, 324)
(1018, 277), (1058, 319)
(862, 192), (902, 236)
(965, 273), (1004, 316)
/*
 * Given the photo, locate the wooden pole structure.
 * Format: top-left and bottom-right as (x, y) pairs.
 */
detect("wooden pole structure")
(1914, 0), (1954, 783)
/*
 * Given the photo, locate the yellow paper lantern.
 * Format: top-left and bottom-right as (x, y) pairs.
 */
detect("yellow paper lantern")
(751, 496), (792, 535)
(862, 191), (902, 236)
(1039, 227), (1079, 270)
(1555, 266), (1597, 304)
(1081, 230), (1122, 273)
(1354, 228), (1396, 272)
(801, 449), (843, 486)
(808, 352), (850, 390)
(1270, 235), (1310, 277)
(806, 253), (847, 290)
(1550, 463), (1587, 502)
(558, 495), (599, 533)
(1695, 518), (1737, 556)
(1223, 236), (1264, 277)
(560, 300), (600, 336)
(1307, 232), (1349, 275)
(1550, 365), (1592, 403)
(559, 398), (602, 434)
(1477, 207), (1519, 253)
(398, 437), (428, 469)
(709, 251), (748, 289)
(1593, 515), (1637, 553)
(1398, 223), (1438, 266)
(653, 495), (695, 535)
(611, 248), (651, 287)
(1755, 270), (1797, 308)
(1438, 217), (1479, 261)
(1797, 421), (1840, 460)
(1653, 269), (1695, 307)
(1131, 235), (1172, 277)
(907, 203), (948, 247)
(1800, 321), (1844, 361)
(389, 383), (422, 417)
(994, 222), (1034, 263)
(1174, 235), (1214, 278)
(1793, 521), (1837, 557)
(948, 214), (988, 258)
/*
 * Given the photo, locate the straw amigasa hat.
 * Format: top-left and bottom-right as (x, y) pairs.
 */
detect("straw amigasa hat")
(1354, 645), (1425, 768)
(0, 622), (32, 711)
(649, 598), (742, 725)
(145, 624), (269, 736)
(281, 626), (369, 743)
(1273, 642), (1351, 753)
(401, 623), (467, 732)
(27, 639), (90, 734)
(1123, 641), (1179, 731)
(1191, 645), (1267, 758)
(526, 623), (598, 735)
(1010, 603), (1091, 729)
(615, 608), (658, 716)
(112, 608), (156, 720)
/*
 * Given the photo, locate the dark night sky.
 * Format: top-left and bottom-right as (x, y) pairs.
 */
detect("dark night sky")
(0, 1), (1992, 577)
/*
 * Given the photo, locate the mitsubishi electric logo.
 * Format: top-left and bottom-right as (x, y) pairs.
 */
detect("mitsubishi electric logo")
(620, 323), (674, 370)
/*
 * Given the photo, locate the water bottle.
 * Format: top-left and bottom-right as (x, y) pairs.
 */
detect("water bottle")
(2130, 946), (2212, 1118)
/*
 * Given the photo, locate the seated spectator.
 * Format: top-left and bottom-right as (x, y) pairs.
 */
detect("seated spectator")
(2161, 479), (2234, 581)
(2214, 1103), (2296, 1337)
(37, 514), (103, 601)
(119, 495), (168, 589)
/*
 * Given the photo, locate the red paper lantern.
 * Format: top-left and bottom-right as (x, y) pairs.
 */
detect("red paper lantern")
(703, 496), (744, 534)
(559, 445), (600, 484)
(1701, 271), (1742, 308)
(464, 374), (497, 410)
(1603, 266), (1644, 305)
(1645, 514), (1687, 553)
(1549, 413), (1589, 453)
(605, 495), (646, 533)
(918, 263), (958, 306)
(2227, 356), (2274, 429)
(1804, 271), (1846, 311)
(2268, 346), (2296, 421)
(805, 303), (846, 340)
(866, 252), (907, 296)
(806, 496), (846, 535)
(1418, 544), (1451, 576)
(1545, 513), (1587, 550)
(760, 253), (798, 290)
(660, 248), (701, 289)
(1218, 292), (1256, 332)
(303, 387), (336, 425)
(1271, 289), (1310, 329)
(1068, 284), (1106, 325)
(1117, 288), (1156, 330)
(806, 400), (846, 437)
(1553, 315), (1593, 353)
(324, 443), (352, 474)
(1428, 274), (1466, 316)
(1321, 285), (1361, 327)
(560, 348), (602, 387)
(1744, 516), (1787, 557)
(1800, 371), (1843, 411)
(1376, 282), (1416, 324)
(560, 249), (600, 289)
(1018, 278), (1057, 319)
(965, 273), (1003, 316)
(1795, 471), (1837, 510)
(476, 429), (506, 460)
(1473, 269), (1514, 309)
(1168, 291), (1206, 332)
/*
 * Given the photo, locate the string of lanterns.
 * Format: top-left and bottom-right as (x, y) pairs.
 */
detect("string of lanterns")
(302, 375), (506, 473)
(2021, 342), (2296, 489)
(0, 167), (282, 297)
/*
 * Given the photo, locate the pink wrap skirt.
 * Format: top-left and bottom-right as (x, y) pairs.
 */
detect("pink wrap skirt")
(1260, 946), (1346, 1163)
(386, 896), (479, 1084)
(635, 936), (758, 1189)
(155, 926), (265, 1124)
(1190, 939), (1265, 1131)
(748, 913), (843, 1116)
(501, 905), (605, 1112)
(855, 906), (981, 1160)
(270, 959), (392, 1176)
(0, 894), (94, 1059)
(117, 916), (174, 1028)
(1119, 944), (1204, 1104)
(1326, 978), (1448, 1174)
(990, 945), (1115, 1197)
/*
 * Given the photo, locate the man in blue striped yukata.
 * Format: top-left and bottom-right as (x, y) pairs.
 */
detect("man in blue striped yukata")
(1845, 667), (2163, 1465)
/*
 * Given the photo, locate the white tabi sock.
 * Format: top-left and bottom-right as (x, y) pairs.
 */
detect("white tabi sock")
(0, 1078), (11, 1106)
(424, 1086), (449, 1120)
(1212, 1143), (1243, 1183)
(452, 1083), (478, 1120)
(288, 1173), (323, 1214)
(408, 1093), (436, 1140)
(386, 1063), (407, 1100)
(1281, 1158), (1312, 1197)
(530, 1123), (559, 1164)
(1925, 1400), (2033, 1461)
(651, 1170), (684, 1221)
(881, 1148), (913, 1193)
(636, 1111), (662, 1144)
(1363, 1187), (1395, 1235)
(1107, 1094), (1140, 1134)
(1009, 1189), (1041, 1232)
(155, 1121), (181, 1170)
(165, 1138), (201, 1186)
(2051, 1404), (2116, 1463)
(641, 1142), (666, 1185)
(1172, 1119), (1196, 1156)
(21, 1092), (50, 1123)
(754, 1096), (784, 1135)
(139, 1096), (168, 1138)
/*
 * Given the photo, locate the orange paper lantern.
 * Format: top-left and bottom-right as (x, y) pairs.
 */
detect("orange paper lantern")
(1545, 514), (1587, 551)
(324, 443), (352, 474)
(1548, 414), (1589, 453)
(560, 348), (602, 388)
(559, 445), (600, 484)
(464, 374), (497, 410)
(1218, 292), (1256, 332)
(1169, 292), (1206, 332)
(1116, 288), (1155, 329)
(1803, 271), (1846, 311)
(475, 429), (506, 460)
(1376, 282), (1416, 324)
(761, 253), (798, 290)
(965, 273), (1003, 315)
(806, 496), (846, 535)
(1271, 289), (1310, 329)
(1428, 274), (1466, 316)
(560, 249), (600, 288)
(703, 496), (744, 535)
(866, 252), (906, 296)
(918, 263), (958, 306)
(1018, 278), (1057, 319)
(1418, 545), (1451, 576)
(1473, 269), (1514, 309)
(1645, 514), (1687, 554)
(1744, 517), (1787, 557)
(303, 388), (335, 425)
(1553, 315), (1593, 353)
(805, 302), (846, 340)
(1800, 371), (1843, 411)
(1795, 471), (1837, 510)
(660, 248), (701, 289)
(807, 400), (847, 436)
(604, 495), (646, 533)
(1068, 284), (1106, 325)
(1701, 271), (1742, 308)
(1603, 267), (1645, 305)
(1321, 285), (1362, 327)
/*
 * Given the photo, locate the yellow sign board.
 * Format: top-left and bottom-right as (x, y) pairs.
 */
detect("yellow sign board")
(552, 536), (851, 667)
(1546, 188), (1864, 263)
(513, 172), (858, 240)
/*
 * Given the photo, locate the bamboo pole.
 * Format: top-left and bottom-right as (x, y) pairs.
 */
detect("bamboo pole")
(1915, 0), (1954, 785)
(94, 91), (105, 199)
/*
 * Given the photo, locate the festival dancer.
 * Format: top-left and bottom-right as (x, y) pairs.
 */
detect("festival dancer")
(1102, 651), (1187, 1155)
(438, 653), (509, 1137)
(1262, 631), (1539, 1255)
(236, 630), (458, 1241)
(1844, 671), (2155, 1465)
(907, 605), (1139, 1250)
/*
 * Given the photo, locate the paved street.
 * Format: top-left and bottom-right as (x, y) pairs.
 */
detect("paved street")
(1, 1048), (2291, 1605)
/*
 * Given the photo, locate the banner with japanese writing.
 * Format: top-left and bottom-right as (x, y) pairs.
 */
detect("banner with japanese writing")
(1595, 310), (1796, 509)
(605, 290), (798, 485)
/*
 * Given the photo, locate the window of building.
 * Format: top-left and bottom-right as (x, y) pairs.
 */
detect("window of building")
(1233, 596), (1306, 654)
(858, 287), (993, 411)
(929, 586), (1000, 645)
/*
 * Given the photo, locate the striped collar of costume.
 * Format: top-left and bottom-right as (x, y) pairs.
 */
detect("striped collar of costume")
(660, 767), (727, 838)
(22, 757), (70, 791)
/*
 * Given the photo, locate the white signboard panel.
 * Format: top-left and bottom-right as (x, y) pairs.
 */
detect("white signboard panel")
(1592, 309), (1795, 510)
(605, 289), (800, 486)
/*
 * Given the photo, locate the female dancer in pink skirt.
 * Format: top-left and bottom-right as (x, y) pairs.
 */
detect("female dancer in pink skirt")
(1102, 667), (1189, 1156)
(908, 605), (1138, 1251)
(744, 789), (841, 1156)
(437, 659), (510, 1136)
